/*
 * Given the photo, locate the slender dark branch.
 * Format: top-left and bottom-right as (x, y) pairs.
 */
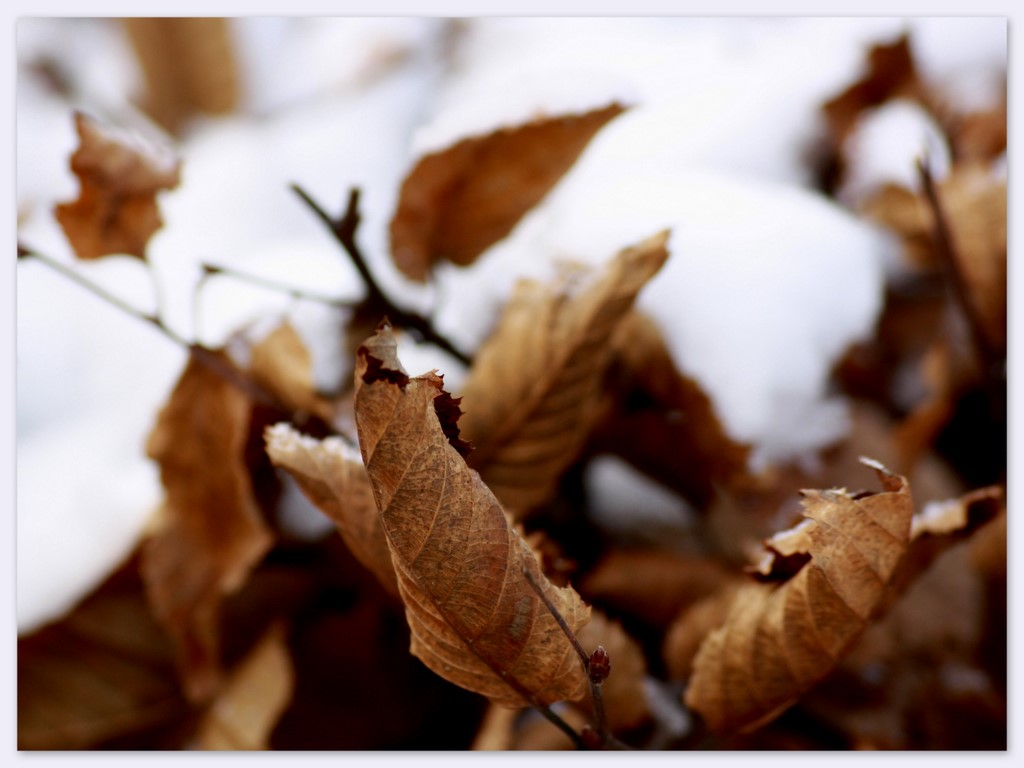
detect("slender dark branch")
(916, 157), (1006, 428)
(290, 184), (472, 366)
(916, 157), (1001, 370)
(19, 244), (348, 442)
(200, 262), (358, 308)
(523, 566), (621, 749)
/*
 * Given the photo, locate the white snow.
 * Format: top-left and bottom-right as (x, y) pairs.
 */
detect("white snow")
(908, 17), (1007, 115)
(437, 165), (893, 470)
(838, 99), (952, 206)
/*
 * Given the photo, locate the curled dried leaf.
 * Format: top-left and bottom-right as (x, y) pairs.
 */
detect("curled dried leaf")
(143, 349), (273, 702)
(55, 111), (181, 260)
(685, 459), (914, 734)
(354, 324), (590, 708)
(265, 422), (398, 595)
(460, 231), (669, 514)
(390, 102), (625, 281)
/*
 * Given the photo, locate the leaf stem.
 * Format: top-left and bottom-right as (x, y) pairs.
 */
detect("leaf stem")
(199, 262), (359, 308)
(916, 158), (1000, 370)
(18, 243), (346, 441)
(289, 184), (472, 366)
(523, 566), (618, 748)
(916, 157), (1006, 423)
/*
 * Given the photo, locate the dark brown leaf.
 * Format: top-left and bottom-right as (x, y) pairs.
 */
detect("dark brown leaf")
(143, 349), (274, 702)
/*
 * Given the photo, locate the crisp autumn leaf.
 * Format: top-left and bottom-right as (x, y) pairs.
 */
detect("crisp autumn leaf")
(595, 311), (750, 508)
(354, 323), (590, 708)
(121, 18), (239, 133)
(143, 349), (274, 702)
(684, 458), (914, 734)
(18, 553), (190, 750)
(459, 232), (669, 514)
(195, 622), (294, 750)
(249, 322), (336, 423)
(390, 102), (625, 281)
(580, 549), (737, 631)
(264, 421), (398, 595)
(55, 111), (181, 260)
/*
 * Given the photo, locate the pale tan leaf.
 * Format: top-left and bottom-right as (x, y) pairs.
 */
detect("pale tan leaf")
(390, 102), (625, 281)
(470, 704), (519, 751)
(121, 18), (239, 133)
(55, 111), (181, 260)
(264, 422), (398, 595)
(684, 458), (914, 734)
(143, 349), (274, 702)
(249, 322), (335, 423)
(354, 324), (590, 708)
(459, 231), (669, 513)
(195, 622), (293, 750)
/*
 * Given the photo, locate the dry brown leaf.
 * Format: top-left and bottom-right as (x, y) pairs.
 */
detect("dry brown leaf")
(594, 311), (750, 507)
(950, 101), (1007, 162)
(823, 35), (922, 148)
(121, 18), (239, 133)
(936, 164), (1007, 355)
(195, 622), (294, 750)
(264, 422), (398, 595)
(55, 111), (181, 260)
(249, 322), (336, 423)
(143, 349), (274, 702)
(459, 232), (669, 514)
(685, 458), (914, 734)
(354, 323), (590, 708)
(390, 102), (625, 281)
(859, 183), (934, 269)
(579, 549), (737, 630)
(18, 552), (190, 750)
(663, 585), (743, 682)
(860, 165), (1005, 355)
(801, 488), (1006, 750)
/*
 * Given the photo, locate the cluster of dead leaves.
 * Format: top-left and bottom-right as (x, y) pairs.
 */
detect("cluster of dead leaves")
(19, 26), (1005, 751)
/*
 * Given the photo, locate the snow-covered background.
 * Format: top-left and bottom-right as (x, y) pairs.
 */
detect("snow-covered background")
(15, 17), (1008, 632)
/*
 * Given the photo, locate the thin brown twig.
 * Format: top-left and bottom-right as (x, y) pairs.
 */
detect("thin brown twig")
(916, 156), (1006, 421)
(916, 157), (1001, 370)
(290, 184), (473, 366)
(199, 262), (359, 308)
(523, 566), (621, 749)
(19, 243), (347, 442)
